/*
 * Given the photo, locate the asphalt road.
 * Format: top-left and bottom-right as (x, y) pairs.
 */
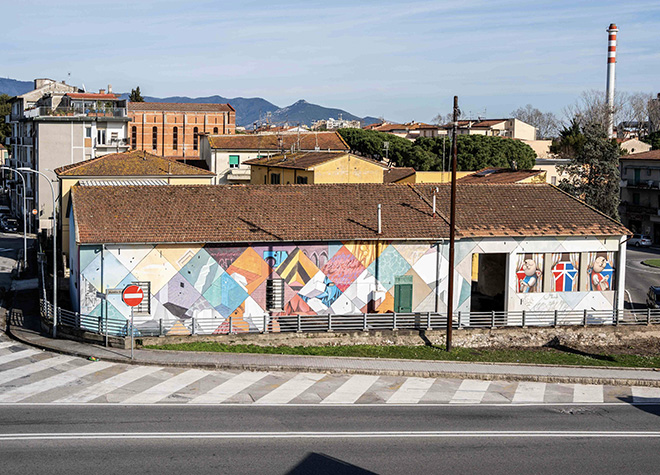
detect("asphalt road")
(1, 404), (660, 474)
(625, 246), (660, 308)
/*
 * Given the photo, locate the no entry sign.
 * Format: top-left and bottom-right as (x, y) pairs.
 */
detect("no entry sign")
(122, 285), (144, 307)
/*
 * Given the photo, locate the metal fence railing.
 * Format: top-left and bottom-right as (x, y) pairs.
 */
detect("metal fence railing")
(39, 300), (660, 339)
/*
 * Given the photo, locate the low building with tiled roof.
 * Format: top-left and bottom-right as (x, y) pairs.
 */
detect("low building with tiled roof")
(244, 151), (387, 184)
(200, 131), (350, 184)
(56, 150), (215, 262)
(126, 101), (235, 162)
(68, 182), (629, 335)
(441, 118), (536, 140)
(457, 168), (546, 184)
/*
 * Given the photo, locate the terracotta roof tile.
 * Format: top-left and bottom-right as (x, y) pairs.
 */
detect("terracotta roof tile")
(54, 150), (214, 177)
(67, 93), (118, 100)
(128, 102), (234, 112)
(71, 183), (628, 245)
(208, 132), (348, 151)
(458, 168), (545, 184)
(383, 167), (416, 183)
(620, 149), (660, 161)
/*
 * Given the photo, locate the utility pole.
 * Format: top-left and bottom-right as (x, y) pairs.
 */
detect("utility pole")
(446, 96), (459, 352)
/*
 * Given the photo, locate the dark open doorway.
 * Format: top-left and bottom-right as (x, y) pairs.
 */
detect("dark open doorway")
(470, 253), (506, 313)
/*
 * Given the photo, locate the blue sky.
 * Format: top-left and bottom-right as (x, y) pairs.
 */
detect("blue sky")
(2, 0), (659, 122)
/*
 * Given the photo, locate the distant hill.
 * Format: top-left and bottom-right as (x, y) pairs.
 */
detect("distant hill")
(0, 78), (33, 96)
(0, 77), (384, 127)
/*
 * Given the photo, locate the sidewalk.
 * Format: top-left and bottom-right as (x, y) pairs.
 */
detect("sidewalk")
(6, 312), (660, 387)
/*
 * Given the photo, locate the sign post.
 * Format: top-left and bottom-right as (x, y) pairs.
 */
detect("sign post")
(122, 285), (144, 360)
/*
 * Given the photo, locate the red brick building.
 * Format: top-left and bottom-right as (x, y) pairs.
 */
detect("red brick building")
(127, 102), (235, 159)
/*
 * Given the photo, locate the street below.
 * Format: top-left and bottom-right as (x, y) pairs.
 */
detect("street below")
(0, 404), (659, 474)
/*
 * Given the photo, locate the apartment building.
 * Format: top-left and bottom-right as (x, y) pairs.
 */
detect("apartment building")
(127, 102), (235, 159)
(6, 79), (130, 230)
(441, 118), (537, 141)
(619, 149), (660, 241)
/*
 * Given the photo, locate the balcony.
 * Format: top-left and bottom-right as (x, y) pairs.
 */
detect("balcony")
(620, 201), (657, 215)
(23, 106), (127, 119)
(624, 179), (660, 190)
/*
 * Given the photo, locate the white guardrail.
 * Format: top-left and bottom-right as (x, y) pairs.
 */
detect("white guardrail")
(40, 300), (660, 339)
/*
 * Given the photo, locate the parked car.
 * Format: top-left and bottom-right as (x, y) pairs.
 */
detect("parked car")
(1, 217), (18, 233)
(647, 286), (660, 309)
(630, 234), (652, 247)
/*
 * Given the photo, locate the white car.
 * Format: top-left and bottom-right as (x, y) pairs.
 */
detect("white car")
(630, 234), (652, 247)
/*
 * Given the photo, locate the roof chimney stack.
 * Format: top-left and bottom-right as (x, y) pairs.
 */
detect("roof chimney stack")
(108, 84), (112, 94)
(606, 23), (618, 138)
(99, 88), (106, 95)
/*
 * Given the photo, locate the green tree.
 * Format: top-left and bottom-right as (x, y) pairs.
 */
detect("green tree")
(557, 123), (620, 220)
(550, 118), (586, 158)
(642, 131), (660, 150)
(129, 87), (144, 102)
(0, 94), (11, 146)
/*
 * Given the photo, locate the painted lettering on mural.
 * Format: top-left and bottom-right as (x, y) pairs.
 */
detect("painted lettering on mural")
(516, 253), (543, 293)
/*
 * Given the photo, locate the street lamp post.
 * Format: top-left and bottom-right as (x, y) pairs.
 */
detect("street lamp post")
(0, 167), (27, 271)
(17, 167), (57, 338)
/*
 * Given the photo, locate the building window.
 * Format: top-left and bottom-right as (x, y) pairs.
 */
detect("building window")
(633, 193), (640, 205)
(131, 126), (137, 149)
(551, 176), (557, 185)
(266, 278), (284, 310)
(85, 127), (92, 138)
(229, 155), (239, 169)
(173, 127), (178, 151)
(152, 126), (158, 150)
(213, 127), (218, 134)
(270, 173), (280, 184)
(97, 129), (106, 145)
(193, 127), (199, 150)
(296, 176), (308, 184)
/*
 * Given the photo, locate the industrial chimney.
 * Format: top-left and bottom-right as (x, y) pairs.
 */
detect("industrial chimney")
(606, 23), (618, 138)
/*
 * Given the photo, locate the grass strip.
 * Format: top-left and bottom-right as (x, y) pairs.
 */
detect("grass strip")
(643, 259), (660, 268)
(143, 342), (660, 368)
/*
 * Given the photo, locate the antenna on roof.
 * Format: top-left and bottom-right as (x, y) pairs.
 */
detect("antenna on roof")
(315, 131), (319, 151)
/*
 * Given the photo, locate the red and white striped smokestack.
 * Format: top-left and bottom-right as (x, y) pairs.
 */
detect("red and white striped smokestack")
(606, 23), (618, 138)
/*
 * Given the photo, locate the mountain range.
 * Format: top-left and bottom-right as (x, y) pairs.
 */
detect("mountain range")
(0, 77), (381, 128)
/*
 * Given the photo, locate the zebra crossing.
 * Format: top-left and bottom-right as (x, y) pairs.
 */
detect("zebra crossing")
(0, 337), (657, 405)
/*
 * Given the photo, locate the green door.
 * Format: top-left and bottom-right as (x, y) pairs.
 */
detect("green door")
(394, 276), (413, 313)
(634, 168), (641, 185)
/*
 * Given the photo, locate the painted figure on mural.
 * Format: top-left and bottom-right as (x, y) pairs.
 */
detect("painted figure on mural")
(588, 252), (613, 291)
(516, 253), (543, 293)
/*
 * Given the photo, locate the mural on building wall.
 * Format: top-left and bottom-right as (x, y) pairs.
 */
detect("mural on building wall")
(587, 252), (615, 291)
(78, 241), (444, 336)
(516, 253), (543, 293)
(551, 252), (580, 292)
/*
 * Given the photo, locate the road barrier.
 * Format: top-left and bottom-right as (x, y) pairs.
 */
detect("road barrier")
(39, 300), (660, 339)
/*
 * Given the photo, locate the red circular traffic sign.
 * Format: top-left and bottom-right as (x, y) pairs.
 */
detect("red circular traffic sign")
(122, 285), (144, 307)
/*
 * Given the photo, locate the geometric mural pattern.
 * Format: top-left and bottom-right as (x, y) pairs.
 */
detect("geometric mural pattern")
(78, 241), (444, 336)
(75, 237), (622, 336)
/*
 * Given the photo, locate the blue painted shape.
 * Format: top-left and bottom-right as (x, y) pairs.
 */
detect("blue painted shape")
(263, 250), (288, 269)
(458, 276), (471, 308)
(367, 245), (411, 290)
(301, 275), (342, 308)
(180, 248), (222, 294)
(327, 242), (344, 261)
(203, 272), (249, 317)
(79, 245), (101, 274)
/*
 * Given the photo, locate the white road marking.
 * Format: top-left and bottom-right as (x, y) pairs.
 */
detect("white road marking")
(573, 384), (604, 403)
(1, 431), (660, 440)
(189, 371), (270, 404)
(0, 342), (18, 350)
(450, 379), (491, 404)
(0, 348), (40, 365)
(121, 369), (209, 404)
(387, 377), (436, 404)
(631, 386), (660, 403)
(54, 366), (163, 403)
(255, 373), (325, 404)
(512, 382), (546, 403)
(321, 375), (380, 404)
(0, 361), (114, 402)
(0, 355), (74, 386)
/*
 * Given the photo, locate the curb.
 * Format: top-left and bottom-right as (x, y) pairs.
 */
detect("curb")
(7, 326), (660, 388)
